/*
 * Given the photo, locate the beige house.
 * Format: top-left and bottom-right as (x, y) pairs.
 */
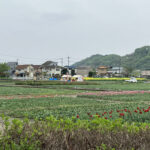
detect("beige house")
(15, 65), (34, 78)
(15, 65), (42, 79)
(141, 70), (150, 78)
(97, 66), (108, 76)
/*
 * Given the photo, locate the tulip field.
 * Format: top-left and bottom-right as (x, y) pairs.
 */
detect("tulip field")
(1, 80), (150, 149)
(0, 81), (150, 122)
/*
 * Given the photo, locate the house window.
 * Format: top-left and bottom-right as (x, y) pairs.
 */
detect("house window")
(56, 69), (60, 71)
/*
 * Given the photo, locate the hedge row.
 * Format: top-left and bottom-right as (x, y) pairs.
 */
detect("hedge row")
(84, 77), (147, 81)
(15, 80), (99, 86)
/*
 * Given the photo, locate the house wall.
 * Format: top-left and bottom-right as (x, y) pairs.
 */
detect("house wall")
(97, 68), (107, 75)
(76, 69), (90, 77)
(42, 67), (62, 76)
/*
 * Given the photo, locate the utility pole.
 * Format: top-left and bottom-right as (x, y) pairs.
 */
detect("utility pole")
(17, 59), (19, 65)
(61, 58), (63, 67)
(67, 56), (70, 67)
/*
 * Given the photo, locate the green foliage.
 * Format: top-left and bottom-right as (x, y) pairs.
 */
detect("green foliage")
(0, 63), (10, 77)
(74, 46), (150, 70)
(88, 71), (97, 77)
(15, 80), (98, 86)
(1, 116), (150, 149)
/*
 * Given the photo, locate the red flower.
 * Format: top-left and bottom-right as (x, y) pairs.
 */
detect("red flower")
(98, 115), (101, 118)
(76, 115), (79, 118)
(144, 109), (149, 112)
(109, 116), (112, 118)
(117, 110), (120, 113)
(87, 112), (90, 115)
(119, 113), (124, 117)
(90, 115), (93, 118)
(109, 111), (112, 114)
(96, 112), (99, 115)
(137, 107), (140, 110)
(104, 112), (107, 114)
(134, 110), (138, 113)
(104, 117), (107, 120)
(124, 109), (127, 112)
(140, 112), (142, 114)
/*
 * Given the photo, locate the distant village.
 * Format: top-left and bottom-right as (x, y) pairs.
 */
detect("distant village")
(3, 61), (150, 80)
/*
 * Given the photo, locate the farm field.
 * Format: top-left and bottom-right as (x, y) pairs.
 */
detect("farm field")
(1, 80), (150, 149)
(0, 81), (150, 122)
(0, 86), (83, 96)
(0, 94), (150, 122)
(39, 81), (150, 91)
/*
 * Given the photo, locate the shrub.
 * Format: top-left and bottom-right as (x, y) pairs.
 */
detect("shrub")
(15, 80), (99, 86)
(1, 116), (150, 149)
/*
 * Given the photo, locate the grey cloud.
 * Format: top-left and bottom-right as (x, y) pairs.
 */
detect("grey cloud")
(42, 13), (74, 23)
(0, 0), (150, 65)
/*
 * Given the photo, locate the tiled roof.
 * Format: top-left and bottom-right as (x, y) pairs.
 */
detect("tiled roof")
(32, 65), (41, 69)
(16, 65), (30, 70)
(98, 66), (108, 69)
(16, 65), (41, 70)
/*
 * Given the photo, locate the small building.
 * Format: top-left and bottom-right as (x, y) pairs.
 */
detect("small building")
(7, 62), (18, 77)
(108, 67), (124, 77)
(41, 61), (63, 78)
(141, 70), (150, 78)
(15, 65), (35, 79)
(97, 66), (108, 76)
(76, 66), (92, 77)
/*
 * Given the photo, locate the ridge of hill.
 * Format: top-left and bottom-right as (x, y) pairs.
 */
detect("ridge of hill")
(73, 46), (150, 70)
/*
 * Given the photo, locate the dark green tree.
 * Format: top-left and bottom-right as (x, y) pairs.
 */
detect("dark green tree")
(0, 63), (10, 77)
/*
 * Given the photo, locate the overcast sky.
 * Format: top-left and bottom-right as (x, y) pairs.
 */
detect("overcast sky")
(0, 0), (150, 65)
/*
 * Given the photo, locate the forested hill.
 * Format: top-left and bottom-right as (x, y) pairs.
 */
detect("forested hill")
(73, 46), (150, 70)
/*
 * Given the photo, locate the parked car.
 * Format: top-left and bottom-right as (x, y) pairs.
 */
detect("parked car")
(125, 77), (137, 83)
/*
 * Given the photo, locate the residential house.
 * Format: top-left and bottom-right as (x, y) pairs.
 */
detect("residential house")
(76, 66), (92, 77)
(32, 65), (42, 79)
(108, 67), (124, 77)
(97, 66), (108, 76)
(40, 61), (63, 77)
(63, 66), (76, 76)
(15, 65), (35, 79)
(141, 70), (150, 78)
(7, 62), (18, 77)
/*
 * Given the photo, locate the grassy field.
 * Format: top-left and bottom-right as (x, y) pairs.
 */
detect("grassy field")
(0, 86), (83, 96)
(40, 81), (150, 91)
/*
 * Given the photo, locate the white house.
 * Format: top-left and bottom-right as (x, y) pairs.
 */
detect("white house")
(40, 61), (63, 77)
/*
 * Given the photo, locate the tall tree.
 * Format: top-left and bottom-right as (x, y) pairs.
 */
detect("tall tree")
(123, 65), (134, 77)
(0, 63), (10, 77)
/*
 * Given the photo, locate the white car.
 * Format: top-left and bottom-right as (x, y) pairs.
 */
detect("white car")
(125, 77), (137, 83)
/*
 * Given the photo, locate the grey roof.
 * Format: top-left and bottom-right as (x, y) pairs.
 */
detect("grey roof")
(41, 61), (57, 67)
(7, 62), (18, 66)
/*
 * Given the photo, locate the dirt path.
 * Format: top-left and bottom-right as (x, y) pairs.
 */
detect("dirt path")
(79, 90), (150, 96)
(0, 95), (55, 100)
(0, 94), (78, 100)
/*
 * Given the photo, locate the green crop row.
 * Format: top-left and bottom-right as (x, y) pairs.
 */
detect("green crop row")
(15, 80), (99, 86)
(0, 95), (150, 122)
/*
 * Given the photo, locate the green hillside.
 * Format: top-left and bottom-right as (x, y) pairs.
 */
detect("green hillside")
(73, 46), (150, 70)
